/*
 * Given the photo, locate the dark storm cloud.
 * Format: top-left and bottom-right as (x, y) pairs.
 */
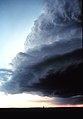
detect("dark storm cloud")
(0, 0), (82, 104)
(1, 49), (82, 96)
(0, 69), (13, 90)
(0, 69), (13, 80)
(33, 56), (82, 97)
(52, 95), (83, 105)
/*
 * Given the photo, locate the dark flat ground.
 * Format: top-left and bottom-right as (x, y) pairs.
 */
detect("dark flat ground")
(0, 107), (83, 117)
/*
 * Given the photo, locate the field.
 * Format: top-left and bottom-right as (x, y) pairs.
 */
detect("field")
(0, 107), (82, 117)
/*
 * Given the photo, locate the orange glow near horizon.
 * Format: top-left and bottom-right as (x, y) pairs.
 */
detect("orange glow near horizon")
(0, 92), (83, 108)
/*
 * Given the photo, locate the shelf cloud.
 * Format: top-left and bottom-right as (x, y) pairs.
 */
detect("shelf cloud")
(0, 0), (82, 104)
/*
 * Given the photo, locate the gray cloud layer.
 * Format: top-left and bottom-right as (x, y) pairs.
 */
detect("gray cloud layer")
(0, 0), (82, 104)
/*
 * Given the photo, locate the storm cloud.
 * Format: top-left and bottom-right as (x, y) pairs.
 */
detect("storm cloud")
(0, 0), (82, 104)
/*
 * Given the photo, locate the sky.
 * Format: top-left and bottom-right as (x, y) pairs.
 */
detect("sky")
(0, 0), (82, 108)
(0, 0), (43, 68)
(0, 92), (83, 108)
